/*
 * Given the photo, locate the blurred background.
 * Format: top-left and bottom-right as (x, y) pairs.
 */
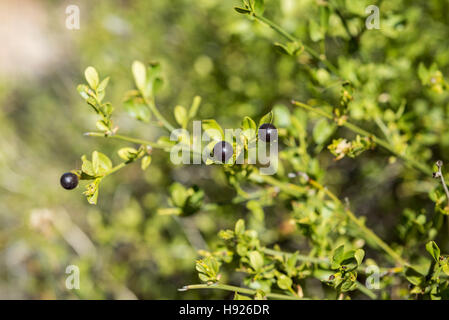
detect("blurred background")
(1, 0), (449, 299)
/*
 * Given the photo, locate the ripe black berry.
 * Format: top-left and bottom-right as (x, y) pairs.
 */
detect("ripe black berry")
(258, 123), (277, 142)
(60, 172), (79, 190)
(213, 141), (233, 163)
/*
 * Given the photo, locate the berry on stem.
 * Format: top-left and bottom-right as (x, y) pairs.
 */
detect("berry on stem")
(258, 123), (277, 143)
(213, 141), (233, 163)
(60, 172), (79, 190)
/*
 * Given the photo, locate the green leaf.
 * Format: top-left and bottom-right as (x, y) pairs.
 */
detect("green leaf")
(96, 120), (109, 132)
(141, 155), (152, 170)
(277, 274), (293, 290)
(146, 62), (161, 79)
(157, 208), (182, 216)
(285, 252), (298, 276)
(234, 292), (252, 300)
(170, 183), (188, 208)
(234, 7), (251, 14)
(259, 111), (273, 127)
(87, 189), (99, 204)
(442, 264), (449, 276)
(418, 63), (428, 84)
(195, 256), (220, 283)
(242, 116), (256, 131)
(248, 251), (264, 271)
(235, 219), (245, 235)
(426, 241), (441, 262)
(242, 116), (257, 141)
(209, 256), (219, 274)
(336, 250), (359, 270)
(273, 104), (291, 128)
(174, 105), (188, 127)
(85, 66), (99, 90)
(309, 19), (324, 42)
(274, 43), (290, 55)
(405, 267), (424, 286)
(84, 178), (101, 205)
(77, 84), (91, 100)
(254, 0), (264, 15)
(202, 119), (224, 141)
(145, 62), (163, 97)
(198, 273), (210, 282)
(152, 77), (164, 96)
(331, 245), (345, 269)
(92, 151), (112, 176)
(117, 147), (138, 161)
(247, 200), (264, 222)
(254, 290), (267, 300)
(274, 41), (303, 56)
(102, 102), (113, 115)
(132, 60), (147, 93)
(123, 91), (151, 123)
(81, 156), (95, 177)
(313, 118), (334, 144)
(235, 243), (247, 256)
(188, 96), (202, 119)
(319, 5), (330, 35)
(340, 276), (357, 292)
(354, 249), (365, 266)
(97, 77), (110, 92)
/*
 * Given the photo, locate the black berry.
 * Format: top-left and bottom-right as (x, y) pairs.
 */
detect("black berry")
(213, 141), (233, 163)
(258, 123), (277, 142)
(60, 172), (79, 190)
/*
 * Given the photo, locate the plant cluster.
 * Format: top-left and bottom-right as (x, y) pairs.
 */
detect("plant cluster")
(55, 0), (449, 299)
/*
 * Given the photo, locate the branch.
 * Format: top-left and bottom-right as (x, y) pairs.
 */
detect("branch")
(292, 100), (433, 176)
(252, 171), (409, 267)
(143, 96), (176, 132)
(251, 14), (341, 76)
(433, 160), (449, 205)
(84, 132), (167, 149)
(179, 283), (306, 300)
(87, 128), (409, 266)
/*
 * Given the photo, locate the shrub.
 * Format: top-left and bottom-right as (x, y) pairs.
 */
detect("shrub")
(60, 0), (449, 299)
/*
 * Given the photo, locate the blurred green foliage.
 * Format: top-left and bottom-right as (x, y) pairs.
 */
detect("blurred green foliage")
(1, 0), (449, 299)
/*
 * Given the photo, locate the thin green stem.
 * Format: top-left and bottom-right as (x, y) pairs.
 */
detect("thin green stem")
(373, 116), (392, 144)
(180, 283), (306, 300)
(103, 148), (147, 177)
(85, 131), (204, 161)
(143, 96), (175, 132)
(262, 247), (403, 275)
(85, 132), (167, 148)
(434, 161), (449, 205)
(252, 171), (408, 267)
(105, 162), (127, 177)
(262, 248), (328, 264)
(88, 125), (409, 267)
(231, 186), (279, 204)
(252, 14), (340, 76)
(251, 174), (307, 197)
(253, 14), (296, 42)
(263, 247), (389, 299)
(307, 178), (408, 267)
(292, 100), (433, 176)
(333, 7), (353, 40)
